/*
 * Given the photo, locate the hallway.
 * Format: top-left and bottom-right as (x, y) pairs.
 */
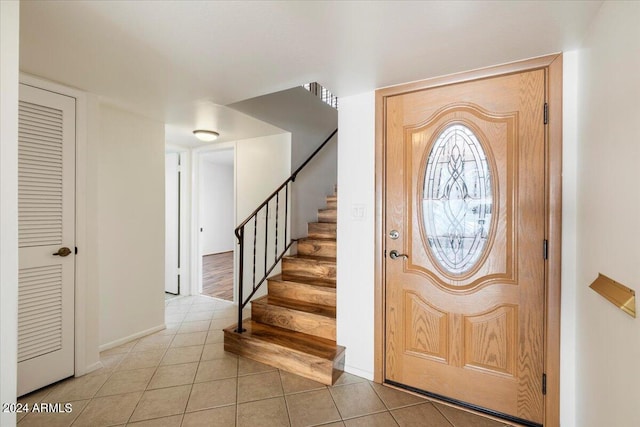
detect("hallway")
(14, 295), (517, 426)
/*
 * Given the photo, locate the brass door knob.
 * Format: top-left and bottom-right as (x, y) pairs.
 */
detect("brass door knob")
(52, 247), (72, 257)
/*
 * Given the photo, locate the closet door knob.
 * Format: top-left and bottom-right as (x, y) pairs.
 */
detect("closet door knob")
(53, 247), (72, 257)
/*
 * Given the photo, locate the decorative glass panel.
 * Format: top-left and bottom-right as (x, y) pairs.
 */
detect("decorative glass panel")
(423, 124), (492, 275)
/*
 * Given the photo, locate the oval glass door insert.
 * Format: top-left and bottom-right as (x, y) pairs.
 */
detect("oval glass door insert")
(423, 124), (492, 275)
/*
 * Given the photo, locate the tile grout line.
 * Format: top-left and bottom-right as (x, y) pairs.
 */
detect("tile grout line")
(431, 401), (458, 427)
(277, 370), (293, 427)
(123, 311), (178, 425)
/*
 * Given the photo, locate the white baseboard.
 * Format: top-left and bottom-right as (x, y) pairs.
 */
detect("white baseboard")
(76, 361), (104, 377)
(98, 324), (166, 352)
(202, 250), (234, 257)
(344, 364), (374, 381)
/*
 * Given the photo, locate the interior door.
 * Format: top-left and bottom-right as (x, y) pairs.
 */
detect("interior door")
(384, 70), (546, 424)
(165, 152), (180, 295)
(18, 84), (75, 396)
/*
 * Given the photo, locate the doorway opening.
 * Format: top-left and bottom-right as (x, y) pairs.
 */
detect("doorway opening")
(198, 148), (235, 301)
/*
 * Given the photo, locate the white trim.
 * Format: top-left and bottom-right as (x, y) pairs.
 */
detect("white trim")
(1, 2), (19, 420)
(82, 361), (105, 376)
(163, 147), (192, 296)
(344, 365), (374, 381)
(98, 323), (166, 352)
(202, 250), (234, 257)
(191, 142), (238, 301)
(18, 73), (94, 377)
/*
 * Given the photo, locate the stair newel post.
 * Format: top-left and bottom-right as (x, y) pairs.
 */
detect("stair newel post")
(235, 226), (246, 333)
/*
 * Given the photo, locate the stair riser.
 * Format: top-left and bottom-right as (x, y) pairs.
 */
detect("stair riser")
(326, 200), (337, 209)
(268, 281), (336, 307)
(252, 303), (336, 341)
(318, 210), (337, 223)
(297, 240), (336, 258)
(224, 330), (343, 385)
(308, 223), (337, 239)
(282, 258), (336, 280)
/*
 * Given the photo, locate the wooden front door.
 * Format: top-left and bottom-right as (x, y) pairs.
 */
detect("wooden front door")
(384, 70), (546, 424)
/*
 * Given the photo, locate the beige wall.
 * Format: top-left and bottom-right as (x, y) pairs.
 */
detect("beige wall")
(97, 104), (166, 347)
(575, 2), (640, 426)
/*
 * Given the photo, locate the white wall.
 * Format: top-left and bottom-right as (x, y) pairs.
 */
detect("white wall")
(235, 133), (291, 301)
(291, 134), (337, 239)
(235, 133), (292, 222)
(336, 92), (376, 379)
(575, 3), (640, 427)
(0, 1), (19, 425)
(199, 157), (235, 255)
(228, 87), (338, 239)
(97, 104), (166, 347)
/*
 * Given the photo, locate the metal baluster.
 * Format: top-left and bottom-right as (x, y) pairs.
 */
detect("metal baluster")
(275, 191), (279, 260)
(235, 227), (245, 333)
(284, 184), (289, 245)
(265, 203), (269, 276)
(252, 216), (257, 291)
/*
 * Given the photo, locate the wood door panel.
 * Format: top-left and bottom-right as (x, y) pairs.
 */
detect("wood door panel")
(385, 70), (545, 424)
(404, 291), (448, 362)
(463, 304), (517, 376)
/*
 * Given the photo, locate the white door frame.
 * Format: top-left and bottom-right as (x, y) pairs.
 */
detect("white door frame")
(19, 74), (94, 377)
(164, 147), (191, 296)
(191, 142), (238, 302)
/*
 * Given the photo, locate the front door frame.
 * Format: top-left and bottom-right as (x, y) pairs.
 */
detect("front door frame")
(373, 53), (562, 426)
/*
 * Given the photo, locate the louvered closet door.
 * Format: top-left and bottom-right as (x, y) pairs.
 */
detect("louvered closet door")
(17, 84), (75, 396)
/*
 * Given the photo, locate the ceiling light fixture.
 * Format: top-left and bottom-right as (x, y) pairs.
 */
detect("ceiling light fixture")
(193, 129), (219, 142)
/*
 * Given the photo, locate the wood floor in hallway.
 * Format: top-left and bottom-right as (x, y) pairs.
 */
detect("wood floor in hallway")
(202, 251), (233, 301)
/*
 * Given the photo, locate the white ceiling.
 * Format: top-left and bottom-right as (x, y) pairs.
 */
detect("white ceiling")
(19, 1), (603, 144)
(200, 149), (234, 167)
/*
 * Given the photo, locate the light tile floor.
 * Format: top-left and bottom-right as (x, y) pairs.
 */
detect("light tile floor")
(17, 295), (516, 427)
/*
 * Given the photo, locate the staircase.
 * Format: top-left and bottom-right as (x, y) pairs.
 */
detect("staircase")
(224, 191), (344, 385)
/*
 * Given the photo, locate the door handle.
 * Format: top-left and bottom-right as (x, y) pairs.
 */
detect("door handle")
(52, 247), (72, 257)
(389, 250), (408, 260)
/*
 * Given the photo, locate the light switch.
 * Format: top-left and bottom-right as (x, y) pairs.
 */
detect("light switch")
(351, 204), (366, 221)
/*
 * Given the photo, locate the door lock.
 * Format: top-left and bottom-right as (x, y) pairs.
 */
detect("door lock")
(389, 250), (409, 260)
(52, 247), (72, 257)
(389, 230), (400, 240)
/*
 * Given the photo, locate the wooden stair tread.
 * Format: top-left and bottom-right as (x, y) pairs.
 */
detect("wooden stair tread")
(224, 319), (344, 360)
(269, 274), (336, 289)
(253, 295), (336, 318)
(297, 237), (336, 243)
(309, 222), (336, 228)
(284, 254), (336, 263)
